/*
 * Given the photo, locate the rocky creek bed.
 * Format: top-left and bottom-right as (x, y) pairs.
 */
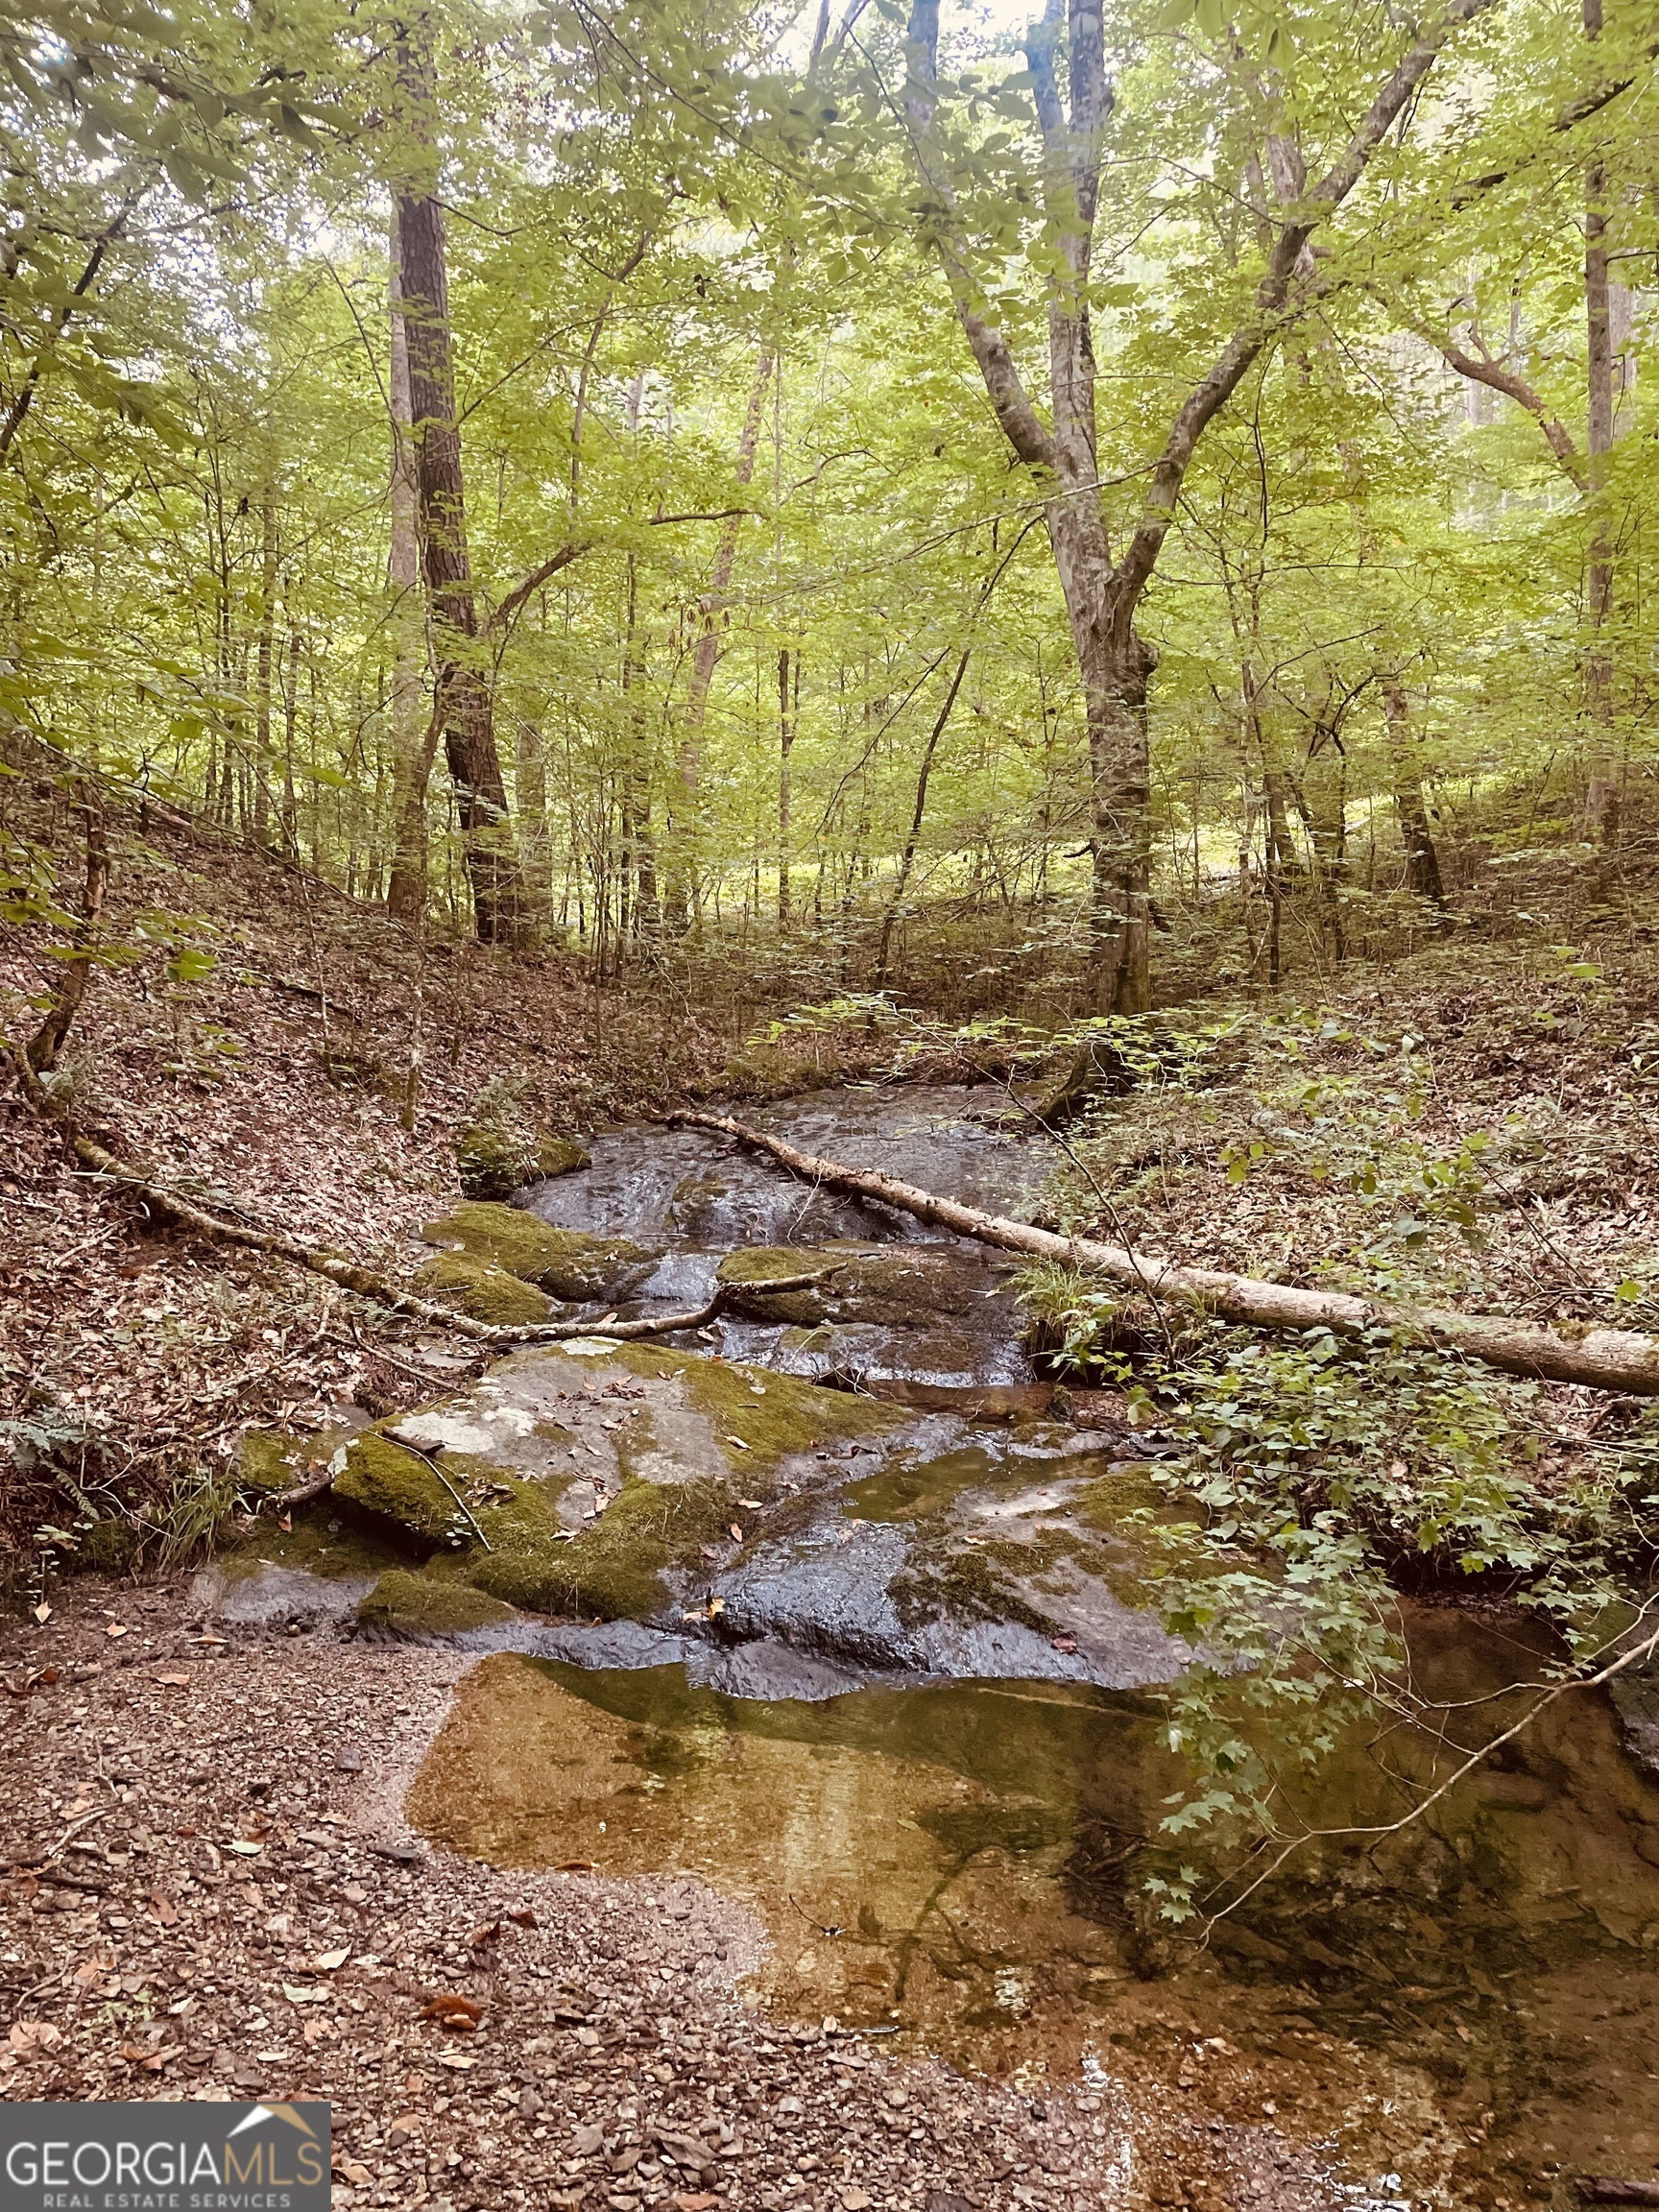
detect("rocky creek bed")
(10, 1087), (1659, 2211)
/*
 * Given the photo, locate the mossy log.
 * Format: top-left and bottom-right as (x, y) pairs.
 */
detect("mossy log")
(670, 1110), (1659, 1396)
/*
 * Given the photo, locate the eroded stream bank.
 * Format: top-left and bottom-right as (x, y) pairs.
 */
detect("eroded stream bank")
(214, 1085), (1659, 2209)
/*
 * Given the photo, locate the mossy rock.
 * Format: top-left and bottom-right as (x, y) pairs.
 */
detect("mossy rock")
(357, 1570), (517, 1641)
(465, 1473), (737, 1621)
(417, 1252), (553, 1327)
(422, 1202), (652, 1303)
(238, 1429), (309, 1496)
(637, 1342), (900, 1467)
(332, 1432), (461, 1549)
(716, 1244), (998, 1329)
(456, 1125), (591, 1201)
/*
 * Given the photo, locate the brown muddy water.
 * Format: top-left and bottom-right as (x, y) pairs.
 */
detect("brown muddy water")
(408, 1605), (1659, 2211)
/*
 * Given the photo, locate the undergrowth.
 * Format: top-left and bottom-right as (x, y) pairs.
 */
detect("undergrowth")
(768, 958), (1659, 1917)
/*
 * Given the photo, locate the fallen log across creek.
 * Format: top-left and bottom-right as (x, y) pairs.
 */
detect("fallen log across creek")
(667, 1109), (1659, 1396)
(63, 1125), (834, 1351)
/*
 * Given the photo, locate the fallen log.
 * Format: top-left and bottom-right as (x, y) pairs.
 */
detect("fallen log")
(63, 1127), (833, 1349)
(1578, 2183), (1659, 2207)
(667, 1110), (1659, 1397)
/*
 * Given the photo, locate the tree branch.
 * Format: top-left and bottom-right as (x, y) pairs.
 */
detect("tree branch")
(903, 0), (1060, 476)
(1420, 328), (1585, 487)
(1109, 0), (1502, 628)
(484, 542), (591, 637)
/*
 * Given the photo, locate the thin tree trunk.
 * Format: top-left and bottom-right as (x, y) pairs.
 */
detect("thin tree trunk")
(873, 648), (970, 987)
(663, 347), (773, 935)
(1293, 747), (1349, 963)
(252, 489), (276, 846)
(621, 548), (658, 938)
(395, 62), (519, 944)
(778, 645), (795, 926)
(1582, 0), (1620, 843)
(385, 204), (434, 924)
(517, 718), (550, 900)
(280, 624), (301, 854)
(1382, 679), (1447, 910)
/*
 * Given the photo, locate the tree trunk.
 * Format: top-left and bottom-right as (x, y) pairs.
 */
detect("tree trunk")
(1072, 597), (1157, 1015)
(873, 647), (970, 987)
(1382, 679), (1447, 911)
(672, 1110), (1659, 1396)
(396, 161), (518, 942)
(1293, 753), (1349, 964)
(516, 716), (550, 902)
(663, 346), (774, 935)
(778, 644), (795, 926)
(621, 549), (658, 939)
(1582, 0), (1620, 844)
(252, 489), (276, 846)
(279, 624), (301, 854)
(385, 204), (435, 925)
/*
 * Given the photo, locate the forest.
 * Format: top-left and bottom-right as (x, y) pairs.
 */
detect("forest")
(3, 0), (1659, 2202)
(4, 0), (1651, 997)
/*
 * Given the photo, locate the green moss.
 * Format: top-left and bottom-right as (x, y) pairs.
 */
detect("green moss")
(1071, 1467), (1163, 1529)
(358, 1569), (517, 1639)
(890, 1546), (1056, 1635)
(238, 1429), (307, 1495)
(417, 1251), (554, 1326)
(421, 1202), (651, 1302)
(76, 1517), (142, 1571)
(223, 1510), (414, 1580)
(466, 1474), (737, 1620)
(332, 1431), (461, 1548)
(717, 1244), (996, 1328)
(533, 1134), (590, 1179)
(456, 1125), (590, 1201)
(646, 1343), (899, 1467)
(467, 1467), (571, 1553)
(716, 1245), (836, 1325)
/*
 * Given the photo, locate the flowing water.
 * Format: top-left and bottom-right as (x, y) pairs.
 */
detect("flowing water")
(235, 1085), (1659, 2206)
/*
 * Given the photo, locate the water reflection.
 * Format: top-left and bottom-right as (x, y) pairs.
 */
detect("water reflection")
(410, 1605), (1659, 2207)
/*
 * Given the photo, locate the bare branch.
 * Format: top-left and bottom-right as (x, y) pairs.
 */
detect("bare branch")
(483, 541), (591, 637)
(1422, 331), (1585, 487)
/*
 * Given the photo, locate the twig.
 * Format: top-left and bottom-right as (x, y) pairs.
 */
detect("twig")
(1203, 1603), (1659, 1924)
(260, 1461), (340, 1514)
(380, 1432), (492, 1550)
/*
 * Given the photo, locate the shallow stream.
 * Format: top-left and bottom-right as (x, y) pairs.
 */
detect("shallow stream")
(234, 1085), (1659, 2207)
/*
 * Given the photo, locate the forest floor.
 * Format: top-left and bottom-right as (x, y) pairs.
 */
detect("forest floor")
(6, 775), (1659, 2210)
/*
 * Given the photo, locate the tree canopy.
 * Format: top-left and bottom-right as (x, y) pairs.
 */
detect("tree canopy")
(2, 0), (1654, 1001)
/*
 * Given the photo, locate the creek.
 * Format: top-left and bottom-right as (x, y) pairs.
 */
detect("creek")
(220, 1085), (1659, 2209)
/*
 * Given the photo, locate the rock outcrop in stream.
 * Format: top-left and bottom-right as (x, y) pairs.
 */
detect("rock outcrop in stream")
(235, 1090), (1199, 1700)
(327, 1337), (1190, 1699)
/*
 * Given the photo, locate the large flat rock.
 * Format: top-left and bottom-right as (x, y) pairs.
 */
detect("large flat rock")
(315, 1337), (1193, 1695)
